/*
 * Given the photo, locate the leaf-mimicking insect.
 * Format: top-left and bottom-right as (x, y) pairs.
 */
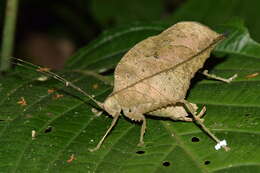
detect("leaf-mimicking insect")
(14, 22), (237, 152)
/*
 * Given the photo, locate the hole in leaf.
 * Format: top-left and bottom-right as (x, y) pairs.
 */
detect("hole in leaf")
(162, 161), (170, 167)
(191, 137), (200, 142)
(136, 150), (145, 154)
(245, 113), (250, 117)
(45, 126), (53, 133)
(204, 160), (210, 165)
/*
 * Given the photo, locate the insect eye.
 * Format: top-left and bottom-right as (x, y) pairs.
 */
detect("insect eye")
(153, 52), (159, 59)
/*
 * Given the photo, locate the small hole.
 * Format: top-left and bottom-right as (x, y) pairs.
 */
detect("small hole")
(136, 150), (145, 154)
(162, 161), (170, 167)
(191, 137), (200, 142)
(45, 126), (53, 133)
(245, 114), (250, 117)
(204, 160), (210, 165)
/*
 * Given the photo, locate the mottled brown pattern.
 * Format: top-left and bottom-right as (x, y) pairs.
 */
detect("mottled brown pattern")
(104, 22), (220, 120)
(90, 22), (224, 151)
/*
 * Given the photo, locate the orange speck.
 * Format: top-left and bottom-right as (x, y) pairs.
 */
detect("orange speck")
(245, 72), (259, 79)
(47, 89), (55, 94)
(92, 84), (99, 89)
(53, 94), (64, 99)
(37, 67), (50, 72)
(17, 97), (27, 106)
(67, 154), (76, 163)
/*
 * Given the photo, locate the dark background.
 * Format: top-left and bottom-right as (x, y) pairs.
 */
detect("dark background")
(0, 0), (259, 69)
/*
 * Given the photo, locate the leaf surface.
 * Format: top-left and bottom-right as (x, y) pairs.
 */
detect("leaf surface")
(167, 0), (260, 42)
(90, 0), (164, 27)
(0, 21), (260, 173)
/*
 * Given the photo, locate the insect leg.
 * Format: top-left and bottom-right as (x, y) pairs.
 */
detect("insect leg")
(124, 111), (147, 146)
(180, 102), (203, 121)
(89, 114), (120, 152)
(181, 100), (230, 151)
(202, 70), (237, 83)
(172, 104), (204, 122)
(137, 115), (146, 146)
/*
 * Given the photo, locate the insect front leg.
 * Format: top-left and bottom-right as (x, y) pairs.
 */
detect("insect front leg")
(123, 108), (147, 146)
(89, 113), (120, 152)
(202, 70), (237, 83)
(138, 115), (146, 146)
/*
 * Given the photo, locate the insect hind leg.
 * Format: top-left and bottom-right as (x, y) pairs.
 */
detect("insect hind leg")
(148, 103), (202, 122)
(202, 70), (237, 83)
(181, 100), (230, 151)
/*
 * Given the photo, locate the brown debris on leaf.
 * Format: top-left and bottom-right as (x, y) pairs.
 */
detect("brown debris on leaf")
(37, 67), (50, 72)
(52, 94), (64, 99)
(17, 97), (27, 106)
(245, 72), (259, 79)
(92, 83), (99, 89)
(67, 154), (76, 163)
(47, 89), (55, 94)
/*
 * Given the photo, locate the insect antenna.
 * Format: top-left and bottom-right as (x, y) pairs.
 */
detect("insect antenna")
(11, 58), (104, 109)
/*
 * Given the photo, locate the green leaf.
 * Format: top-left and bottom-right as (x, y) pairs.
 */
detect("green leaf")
(65, 23), (167, 71)
(1, 21), (260, 172)
(166, 0), (260, 42)
(90, 0), (164, 27)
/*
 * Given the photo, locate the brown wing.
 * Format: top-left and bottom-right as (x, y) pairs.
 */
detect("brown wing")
(112, 22), (220, 109)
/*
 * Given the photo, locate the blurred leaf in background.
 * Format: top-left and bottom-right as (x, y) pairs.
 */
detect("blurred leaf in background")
(4, 0), (260, 69)
(16, 0), (101, 69)
(90, 0), (164, 27)
(166, 0), (260, 42)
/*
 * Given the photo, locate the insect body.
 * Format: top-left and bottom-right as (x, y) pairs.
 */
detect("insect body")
(15, 22), (236, 152)
(97, 22), (231, 151)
